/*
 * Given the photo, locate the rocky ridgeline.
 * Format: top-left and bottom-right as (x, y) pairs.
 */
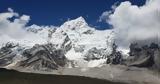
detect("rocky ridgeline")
(0, 42), (121, 70)
(19, 44), (67, 71)
(1, 41), (160, 71)
(0, 42), (18, 67)
(126, 43), (160, 70)
(0, 42), (67, 71)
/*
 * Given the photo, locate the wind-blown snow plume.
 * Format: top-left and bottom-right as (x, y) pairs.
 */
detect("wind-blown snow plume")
(100, 0), (160, 49)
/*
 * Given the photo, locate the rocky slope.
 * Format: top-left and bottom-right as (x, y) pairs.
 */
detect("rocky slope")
(126, 43), (160, 70)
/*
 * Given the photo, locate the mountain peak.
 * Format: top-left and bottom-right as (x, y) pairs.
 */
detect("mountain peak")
(75, 16), (86, 22)
(60, 16), (88, 29)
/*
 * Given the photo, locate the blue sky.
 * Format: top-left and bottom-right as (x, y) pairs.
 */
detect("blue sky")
(0, 0), (146, 29)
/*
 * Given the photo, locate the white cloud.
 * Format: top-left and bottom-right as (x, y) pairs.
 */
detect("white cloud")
(100, 0), (160, 49)
(99, 11), (112, 22)
(0, 8), (48, 47)
(7, 8), (14, 13)
(99, 2), (118, 22)
(0, 9), (30, 39)
(20, 15), (30, 22)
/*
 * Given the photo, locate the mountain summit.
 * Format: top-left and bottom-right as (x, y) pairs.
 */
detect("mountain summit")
(60, 16), (88, 29)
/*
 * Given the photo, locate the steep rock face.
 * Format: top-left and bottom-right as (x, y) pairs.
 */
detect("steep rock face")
(106, 43), (123, 64)
(126, 43), (160, 70)
(19, 44), (67, 71)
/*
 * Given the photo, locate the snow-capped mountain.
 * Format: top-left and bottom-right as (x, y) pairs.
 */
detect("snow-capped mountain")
(0, 17), (114, 71)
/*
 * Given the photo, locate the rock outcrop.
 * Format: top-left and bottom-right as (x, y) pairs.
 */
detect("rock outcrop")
(106, 43), (123, 64)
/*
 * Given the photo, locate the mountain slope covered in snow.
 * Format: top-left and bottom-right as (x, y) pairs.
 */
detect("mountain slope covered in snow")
(0, 17), (114, 71)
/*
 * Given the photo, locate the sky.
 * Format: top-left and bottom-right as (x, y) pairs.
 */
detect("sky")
(0, 0), (146, 30)
(0, 0), (159, 51)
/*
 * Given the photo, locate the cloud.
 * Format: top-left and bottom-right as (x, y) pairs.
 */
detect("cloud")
(0, 8), (30, 39)
(99, 2), (119, 22)
(100, 0), (160, 49)
(7, 8), (14, 13)
(0, 8), (48, 47)
(99, 11), (112, 22)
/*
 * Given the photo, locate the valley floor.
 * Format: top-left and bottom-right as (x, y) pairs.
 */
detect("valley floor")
(0, 68), (125, 84)
(16, 65), (160, 84)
